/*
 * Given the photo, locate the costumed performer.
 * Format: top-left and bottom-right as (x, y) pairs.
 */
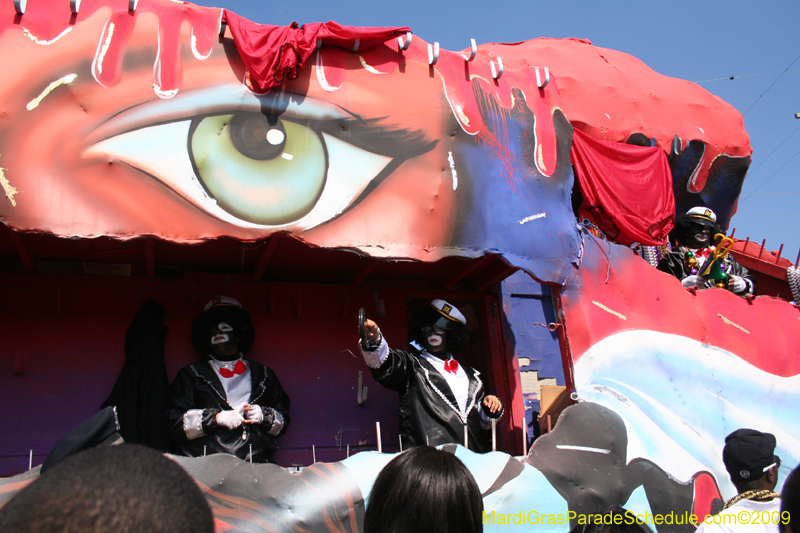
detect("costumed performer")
(165, 296), (290, 463)
(657, 207), (755, 296)
(359, 299), (503, 452)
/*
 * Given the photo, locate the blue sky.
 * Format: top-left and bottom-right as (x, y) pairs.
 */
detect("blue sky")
(190, 0), (800, 262)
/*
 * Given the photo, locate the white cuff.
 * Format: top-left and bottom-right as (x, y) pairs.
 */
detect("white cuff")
(266, 407), (284, 436)
(361, 336), (389, 369)
(743, 277), (755, 295)
(183, 409), (205, 440)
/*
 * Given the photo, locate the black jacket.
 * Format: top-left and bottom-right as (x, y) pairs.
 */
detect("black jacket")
(370, 348), (500, 453)
(164, 360), (290, 463)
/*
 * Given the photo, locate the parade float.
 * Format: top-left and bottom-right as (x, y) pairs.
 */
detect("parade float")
(0, 0), (798, 531)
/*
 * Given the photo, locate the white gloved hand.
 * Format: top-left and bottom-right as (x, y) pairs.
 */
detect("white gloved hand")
(729, 275), (747, 294)
(681, 275), (704, 288)
(216, 410), (245, 430)
(244, 404), (263, 424)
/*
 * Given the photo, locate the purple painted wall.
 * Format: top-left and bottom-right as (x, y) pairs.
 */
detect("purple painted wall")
(0, 273), (408, 475)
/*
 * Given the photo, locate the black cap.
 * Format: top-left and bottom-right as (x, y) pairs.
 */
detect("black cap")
(723, 429), (778, 484)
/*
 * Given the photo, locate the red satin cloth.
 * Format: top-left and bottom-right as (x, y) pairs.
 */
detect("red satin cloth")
(222, 12), (410, 92)
(571, 128), (675, 246)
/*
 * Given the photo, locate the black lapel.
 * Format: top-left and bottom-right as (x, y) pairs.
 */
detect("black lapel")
(248, 361), (268, 403)
(464, 366), (483, 415)
(190, 362), (230, 408)
(417, 353), (461, 416)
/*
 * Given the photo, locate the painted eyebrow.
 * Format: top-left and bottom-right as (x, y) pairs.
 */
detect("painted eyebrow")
(311, 116), (438, 160)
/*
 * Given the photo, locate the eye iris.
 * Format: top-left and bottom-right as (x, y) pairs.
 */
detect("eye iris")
(229, 112), (287, 161)
(190, 114), (327, 226)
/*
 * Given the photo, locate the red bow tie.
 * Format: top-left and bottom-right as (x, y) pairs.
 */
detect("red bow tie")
(219, 360), (246, 378)
(694, 248), (712, 259)
(444, 359), (459, 374)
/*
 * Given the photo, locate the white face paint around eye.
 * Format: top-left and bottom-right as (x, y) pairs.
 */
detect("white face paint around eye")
(217, 322), (234, 332)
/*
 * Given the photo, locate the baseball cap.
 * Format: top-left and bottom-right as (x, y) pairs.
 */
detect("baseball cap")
(723, 429), (779, 484)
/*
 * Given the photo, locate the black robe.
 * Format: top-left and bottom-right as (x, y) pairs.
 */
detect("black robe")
(164, 360), (290, 463)
(370, 348), (500, 453)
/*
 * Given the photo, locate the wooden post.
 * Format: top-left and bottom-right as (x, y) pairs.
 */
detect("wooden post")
(521, 417), (527, 456)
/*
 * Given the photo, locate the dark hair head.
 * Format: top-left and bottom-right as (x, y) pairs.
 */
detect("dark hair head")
(669, 213), (721, 247)
(191, 303), (255, 356)
(0, 444), (214, 533)
(409, 305), (469, 352)
(364, 446), (483, 533)
(779, 465), (800, 533)
(567, 507), (651, 533)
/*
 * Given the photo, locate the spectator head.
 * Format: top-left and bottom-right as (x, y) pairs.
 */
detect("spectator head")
(780, 465), (800, 533)
(364, 446), (483, 533)
(0, 444), (214, 533)
(723, 428), (780, 493)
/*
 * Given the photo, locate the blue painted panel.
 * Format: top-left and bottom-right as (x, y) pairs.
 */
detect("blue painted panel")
(499, 271), (564, 441)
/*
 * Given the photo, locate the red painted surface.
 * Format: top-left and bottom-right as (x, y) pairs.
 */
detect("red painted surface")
(562, 242), (800, 377)
(0, 0), (748, 246)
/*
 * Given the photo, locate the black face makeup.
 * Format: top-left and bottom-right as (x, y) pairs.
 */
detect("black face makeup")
(685, 222), (711, 249)
(421, 325), (447, 354)
(210, 322), (239, 360)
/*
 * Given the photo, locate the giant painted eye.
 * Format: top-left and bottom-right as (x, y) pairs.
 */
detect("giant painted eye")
(85, 89), (437, 231)
(190, 113), (326, 225)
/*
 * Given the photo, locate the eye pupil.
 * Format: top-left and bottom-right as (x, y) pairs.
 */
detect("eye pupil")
(229, 112), (287, 161)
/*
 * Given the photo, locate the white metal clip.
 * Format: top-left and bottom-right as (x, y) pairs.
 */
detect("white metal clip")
(535, 66), (550, 88)
(491, 56), (503, 80)
(398, 32), (412, 51)
(428, 41), (440, 65)
(462, 38), (477, 61)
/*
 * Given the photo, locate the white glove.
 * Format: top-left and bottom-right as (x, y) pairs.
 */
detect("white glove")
(729, 275), (747, 294)
(244, 404), (264, 424)
(681, 275), (704, 288)
(216, 410), (245, 430)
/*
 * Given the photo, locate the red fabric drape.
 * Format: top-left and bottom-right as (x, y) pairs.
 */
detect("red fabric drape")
(571, 128), (674, 246)
(222, 12), (410, 92)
